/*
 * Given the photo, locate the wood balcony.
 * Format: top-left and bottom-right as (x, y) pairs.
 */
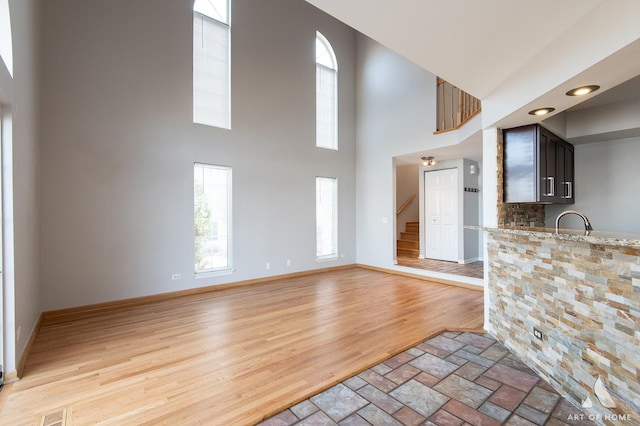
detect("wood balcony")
(435, 77), (481, 134)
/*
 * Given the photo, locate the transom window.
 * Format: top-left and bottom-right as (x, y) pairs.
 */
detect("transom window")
(194, 0), (228, 23)
(193, 0), (231, 129)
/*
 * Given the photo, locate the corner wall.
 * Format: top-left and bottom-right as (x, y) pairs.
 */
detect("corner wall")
(355, 34), (481, 285)
(0, 0), (42, 378)
(40, 0), (357, 310)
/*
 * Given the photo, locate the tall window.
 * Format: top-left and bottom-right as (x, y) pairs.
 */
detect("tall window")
(0, 0), (13, 77)
(194, 163), (232, 274)
(316, 177), (338, 259)
(193, 0), (231, 129)
(316, 32), (337, 150)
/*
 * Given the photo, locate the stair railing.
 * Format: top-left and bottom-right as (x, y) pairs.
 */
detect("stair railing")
(434, 77), (481, 134)
(396, 194), (416, 216)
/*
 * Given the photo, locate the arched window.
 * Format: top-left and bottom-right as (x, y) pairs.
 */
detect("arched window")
(316, 32), (337, 150)
(193, 0), (231, 129)
(0, 0), (13, 77)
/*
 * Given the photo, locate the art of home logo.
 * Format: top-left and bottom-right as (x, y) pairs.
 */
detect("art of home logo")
(574, 377), (634, 423)
(567, 413), (634, 423)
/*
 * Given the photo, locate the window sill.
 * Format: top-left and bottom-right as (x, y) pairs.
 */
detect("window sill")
(316, 255), (338, 263)
(194, 268), (235, 279)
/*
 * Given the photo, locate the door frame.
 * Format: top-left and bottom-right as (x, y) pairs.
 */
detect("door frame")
(0, 104), (5, 385)
(0, 103), (14, 383)
(423, 167), (459, 262)
(418, 160), (465, 263)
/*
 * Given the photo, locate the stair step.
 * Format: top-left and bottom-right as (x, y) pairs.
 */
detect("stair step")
(405, 222), (419, 233)
(400, 232), (419, 241)
(397, 239), (419, 249)
(397, 248), (419, 257)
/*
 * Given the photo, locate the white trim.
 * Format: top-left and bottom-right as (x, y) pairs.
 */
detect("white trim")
(1, 105), (14, 378)
(316, 255), (339, 263)
(315, 31), (337, 70)
(194, 268), (235, 279)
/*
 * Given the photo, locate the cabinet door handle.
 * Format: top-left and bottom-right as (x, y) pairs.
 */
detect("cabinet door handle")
(563, 181), (573, 199)
(544, 177), (555, 196)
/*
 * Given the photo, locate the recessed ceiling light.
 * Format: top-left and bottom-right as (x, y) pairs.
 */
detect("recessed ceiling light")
(528, 107), (555, 116)
(566, 85), (600, 96)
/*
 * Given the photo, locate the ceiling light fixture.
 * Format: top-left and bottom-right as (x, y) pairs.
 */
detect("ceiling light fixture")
(566, 85), (600, 96)
(421, 156), (436, 167)
(528, 107), (555, 116)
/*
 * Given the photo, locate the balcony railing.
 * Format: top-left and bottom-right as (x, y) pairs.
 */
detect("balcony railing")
(435, 77), (481, 134)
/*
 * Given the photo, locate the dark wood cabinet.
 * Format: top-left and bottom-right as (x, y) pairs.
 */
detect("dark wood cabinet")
(503, 124), (574, 204)
(556, 139), (575, 203)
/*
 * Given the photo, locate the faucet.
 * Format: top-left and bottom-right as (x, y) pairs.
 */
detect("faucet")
(555, 210), (593, 234)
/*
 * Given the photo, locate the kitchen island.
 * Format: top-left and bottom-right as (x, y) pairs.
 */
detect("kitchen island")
(475, 226), (639, 424)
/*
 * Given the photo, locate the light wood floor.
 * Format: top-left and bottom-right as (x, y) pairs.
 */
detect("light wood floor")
(0, 267), (483, 425)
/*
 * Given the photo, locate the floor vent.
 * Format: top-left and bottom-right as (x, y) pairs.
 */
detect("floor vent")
(40, 408), (68, 426)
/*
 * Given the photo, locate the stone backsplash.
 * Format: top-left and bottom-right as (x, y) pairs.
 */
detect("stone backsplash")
(487, 230), (639, 425)
(499, 203), (545, 228)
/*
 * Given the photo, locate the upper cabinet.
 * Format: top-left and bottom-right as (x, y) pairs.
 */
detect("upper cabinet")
(503, 124), (574, 204)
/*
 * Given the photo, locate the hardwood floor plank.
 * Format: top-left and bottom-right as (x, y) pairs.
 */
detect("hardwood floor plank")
(0, 267), (483, 425)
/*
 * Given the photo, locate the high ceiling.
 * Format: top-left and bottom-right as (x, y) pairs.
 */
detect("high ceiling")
(306, 0), (603, 99)
(306, 0), (640, 129)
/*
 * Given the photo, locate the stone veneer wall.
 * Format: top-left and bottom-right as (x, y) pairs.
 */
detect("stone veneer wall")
(499, 203), (545, 227)
(487, 231), (639, 424)
(496, 129), (546, 227)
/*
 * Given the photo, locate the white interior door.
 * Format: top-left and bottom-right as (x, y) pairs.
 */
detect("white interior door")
(425, 168), (458, 262)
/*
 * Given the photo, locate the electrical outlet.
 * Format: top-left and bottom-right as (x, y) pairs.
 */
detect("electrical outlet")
(266, 262), (270, 270)
(533, 327), (544, 340)
(171, 274), (181, 280)
(286, 259), (291, 267)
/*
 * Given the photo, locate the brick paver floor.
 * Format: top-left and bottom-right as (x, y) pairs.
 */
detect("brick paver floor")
(258, 331), (595, 426)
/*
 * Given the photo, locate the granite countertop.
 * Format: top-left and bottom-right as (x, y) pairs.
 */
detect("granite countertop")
(466, 225), (640, 248)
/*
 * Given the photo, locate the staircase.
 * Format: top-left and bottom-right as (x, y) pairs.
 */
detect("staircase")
(397, 221), (419, 258)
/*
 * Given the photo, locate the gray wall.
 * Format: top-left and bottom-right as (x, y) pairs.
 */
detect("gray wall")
(546, 137), (640, 234)
(41, 0), (357, 310)
(355, 36), (435, 269)
(462, 158), (480, 263)
(355, 34), (481, 286)
(0, 0), (41, 377)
